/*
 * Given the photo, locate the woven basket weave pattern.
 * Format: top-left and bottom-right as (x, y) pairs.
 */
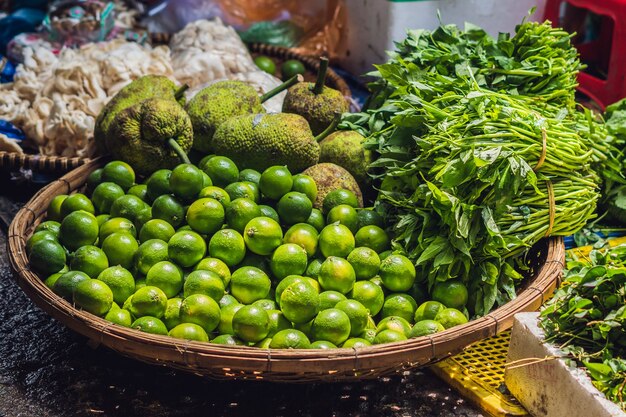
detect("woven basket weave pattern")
(7, 158), (565, 382)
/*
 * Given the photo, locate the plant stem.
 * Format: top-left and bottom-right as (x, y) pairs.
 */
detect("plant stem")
(312, 57), (329, 95)
(167, 138), (190, 164)
(260, 74), (303, 102)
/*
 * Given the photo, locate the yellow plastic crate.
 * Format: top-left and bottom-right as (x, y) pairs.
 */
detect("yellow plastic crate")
(431, 236), (626, 417)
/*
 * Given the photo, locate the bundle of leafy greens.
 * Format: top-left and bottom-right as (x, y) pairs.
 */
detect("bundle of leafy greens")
(540, 246), (626, 411)
(342, 17), (608, 316)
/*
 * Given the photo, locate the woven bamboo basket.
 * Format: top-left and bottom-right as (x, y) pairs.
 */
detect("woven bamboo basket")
(0, 40), (351, 175)
(7, 159), (564, 382)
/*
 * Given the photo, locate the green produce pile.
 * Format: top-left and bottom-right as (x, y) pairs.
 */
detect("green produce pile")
(342, 18), (616, 316)
(27, 159), (471, 349)
(540, 246), (626, 411)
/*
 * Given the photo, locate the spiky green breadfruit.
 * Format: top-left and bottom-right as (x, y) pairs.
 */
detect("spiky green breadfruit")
(105, 98), (193, 176)
(211, 113), (320, 172)
(319, 130), (372, 188)
(95, 75), (185, 153)
(186, 81), (265, 153)
(282, 83), (349, 135)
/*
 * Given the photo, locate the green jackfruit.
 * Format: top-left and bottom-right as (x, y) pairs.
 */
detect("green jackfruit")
(302, 163), (363, 209)
(186, 75), (302, 153)
(319, 130), (373, 188)
(282, 58), (349, 135)
(212, 113), (340, 173)
(106, 98), (193, 176)
(94, 75), (187, 153)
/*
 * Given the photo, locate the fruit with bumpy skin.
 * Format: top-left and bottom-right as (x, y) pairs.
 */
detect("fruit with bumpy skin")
(319, 130), (372, 187)
(302, 163), (363, 209)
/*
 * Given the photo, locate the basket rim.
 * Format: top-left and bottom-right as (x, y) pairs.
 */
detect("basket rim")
(7, 158), (564, 380)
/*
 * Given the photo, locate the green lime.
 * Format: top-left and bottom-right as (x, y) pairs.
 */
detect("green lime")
(201, 172), (213, 188)
(243, 217), (283, 256)
(280, 281), (319, 324)
(26, 231), (57, 255)
(379, 254), (416, 292)
(327, 205), (359, 233)
(131, 316), (168, 335)
(270, 243), (308, 280)
(306, 208), (326, 232)
(311, 308), (351, 346)
(322, 189), (359, 213)
(168, 230), (206, 268)
(208, 229), (246, 267)
(96, 214), (111, 227)
(146, 261), (183, 298)
(239, 168), (261, 185)
(274, 275), (307, 305)
(254, 55), (276, 74)
(73, 279), (113, 316)
(91, 182), (125, 214)
(382, 293), (417, 323)
(225, 198), (261, 233)
(35, 220), (61, 237)
(127, 184), (148, 201)
(180, 294), (221, 333)
(169, 163), (204, 201)
(194, 257), (231, 287)
(145, 169), (172, 203)
(135, 239), (169, 275)
(44, 271), (65, 288)
(269, 329), (311, 349)
(101, 161), (135, 191)
(105, 308), (132, 327)
(163, 298), (183, 330)
(434, 308), (468, 329)
(232, 305), (270, 343)
(318, 224), (355, 258)
(293, 319), (314, 337)
(86, 168), (103, 194)
(358, 328), (377, 344)
(254, 338), (273, 348)
(184, 269), (225, 302)
(283, 223), (318, 257)
(342, 338), (371, 348)
(410, 320), (445, 338)
(276, 192), (312, 225)
(349, 280), (384, 316)
(214, 334), (245, 345)
(266, 309), (291, 337)
(139, 219), (175, 243)
(70, 245), (109, 278)
(305, 258), (323, 279)
(335, 299), (369, 337)
(99, 217), (136, 241)
(60, 193), (95, 218)
(198, 186), (231, 207)
(198, 155), (215, 171)
(347, 247), (380, 280)
(169, 323), (209, 342)
(431, 280), (469, 310)
(219, 294), (240, 308)
(129, 286), (168, 318)
(202, 156), (239, 188)
(304, 276), (321, 294)
(47, 195), (68, 222)
(53, 270), (90, 299)
(152, 194), (185, 228)
(134, 277), (146, 291)
(258, 205), (279, 223)
(357, 209), (384, 229)
(230, 266), (271, 304)
(59, 210), (98, 251)
(376, 316), (412, 337)
(310, 340), (337, 349)
(97, 266), (135, 305)
(101, 232), (138, 270)
(253, 299), (277, 311)
(281, 59), (305, 79)
(318, 256), (356, 294)
(373, 329), (407, 344)
(109, 195), (145, 222)
(259, 166), (293, 200)
(218, 303), (243, 335)
(318, 290), (347, 310)
(225, 182), (258, 202)
(291, 174), (317, 202)
(355, 225), (390, 253)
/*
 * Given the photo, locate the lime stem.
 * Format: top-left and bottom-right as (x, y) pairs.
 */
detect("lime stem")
(167, 138), (191, 164)
(312, 57), (329, 95)
(315, 113), (341, 142)
(174, 84), (189, 100)
(260, 74), (303, 103)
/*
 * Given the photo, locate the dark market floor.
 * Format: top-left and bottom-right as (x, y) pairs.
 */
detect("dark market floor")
(0, 177), (483, 417)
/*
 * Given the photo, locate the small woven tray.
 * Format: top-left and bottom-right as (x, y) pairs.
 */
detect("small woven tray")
(0, 39), (351, 175)
(7, 158), (565, 382)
